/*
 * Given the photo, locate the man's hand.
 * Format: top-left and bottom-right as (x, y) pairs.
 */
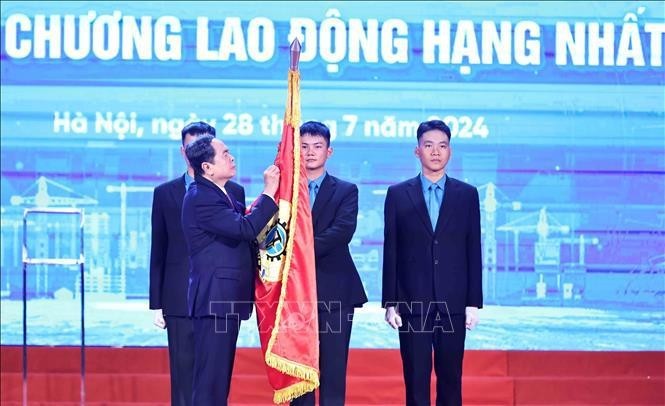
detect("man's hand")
(465, 306), (479, 330)
(385, 306), (402, 329)
(262, 165), (281, 199)
(153, 309), (166, 329)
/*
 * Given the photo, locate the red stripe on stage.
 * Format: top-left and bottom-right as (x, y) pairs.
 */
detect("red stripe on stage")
(1, 346), (663, 405)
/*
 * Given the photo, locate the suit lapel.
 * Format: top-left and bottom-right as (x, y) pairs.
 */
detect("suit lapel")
(312, 174), (335, 230)
(405, 176), (433, 235)
(434, 176), (456, 234)
(168, 174), (187, 211)
(195, 175), (234, 209)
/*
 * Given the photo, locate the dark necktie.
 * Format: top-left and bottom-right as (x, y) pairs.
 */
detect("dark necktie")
(225, 189), (238, 212)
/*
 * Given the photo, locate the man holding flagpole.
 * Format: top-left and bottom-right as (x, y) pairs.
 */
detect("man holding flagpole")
(182, 135), (280, 406)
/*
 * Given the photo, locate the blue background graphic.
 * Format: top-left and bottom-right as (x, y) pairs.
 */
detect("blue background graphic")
(1, 1), (663, 350)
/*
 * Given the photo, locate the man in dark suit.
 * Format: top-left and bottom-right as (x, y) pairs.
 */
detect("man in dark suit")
(182, 135), (279, 406)
(292, 121), (368, 406)
(382, 120), (483, 406)
(150, 121), (246, 406)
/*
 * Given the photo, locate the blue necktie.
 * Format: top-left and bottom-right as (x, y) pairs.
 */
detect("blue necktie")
(428, 184), (442, 229)
(308, 181), (318, 209)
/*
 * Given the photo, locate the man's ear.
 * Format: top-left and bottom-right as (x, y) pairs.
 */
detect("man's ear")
(180, 145), (190, 166)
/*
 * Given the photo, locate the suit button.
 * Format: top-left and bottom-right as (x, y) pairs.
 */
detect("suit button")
(434, 259), (439, 265)
(434, 240), (439, 245)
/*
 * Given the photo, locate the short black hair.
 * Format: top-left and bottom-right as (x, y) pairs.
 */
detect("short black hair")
(184, 135), (216, 176)
(300, 121), (331, 147)
(181, 121), (216, 145)
(417, 120), (451, 142)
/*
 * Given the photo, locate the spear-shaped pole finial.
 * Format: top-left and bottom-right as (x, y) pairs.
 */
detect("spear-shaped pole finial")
(290, 38), (301, 71)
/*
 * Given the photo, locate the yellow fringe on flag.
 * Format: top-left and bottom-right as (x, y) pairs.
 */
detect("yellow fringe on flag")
(273, 380), (319, 405)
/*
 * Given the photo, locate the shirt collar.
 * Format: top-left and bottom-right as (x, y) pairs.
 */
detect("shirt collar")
(184, 171), (195, 190)
(308, 172), (327, 188)
(420, 172), (446, 193)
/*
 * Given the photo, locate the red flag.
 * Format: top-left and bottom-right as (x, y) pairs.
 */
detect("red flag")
(254, 41), (319, 404)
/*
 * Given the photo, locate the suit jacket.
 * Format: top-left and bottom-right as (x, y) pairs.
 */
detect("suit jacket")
(149, 174), (245, 317)
(312, 174), (368, 310)
(182, 175), (278, 319)
(382, 175), (483, 316)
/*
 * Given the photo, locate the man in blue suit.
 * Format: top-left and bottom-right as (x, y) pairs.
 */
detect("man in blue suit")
(382, 120), (482, 406)
(149, 121), (245, 406)
(182, 135), (280, 406)
(292, 121), (368, 406)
